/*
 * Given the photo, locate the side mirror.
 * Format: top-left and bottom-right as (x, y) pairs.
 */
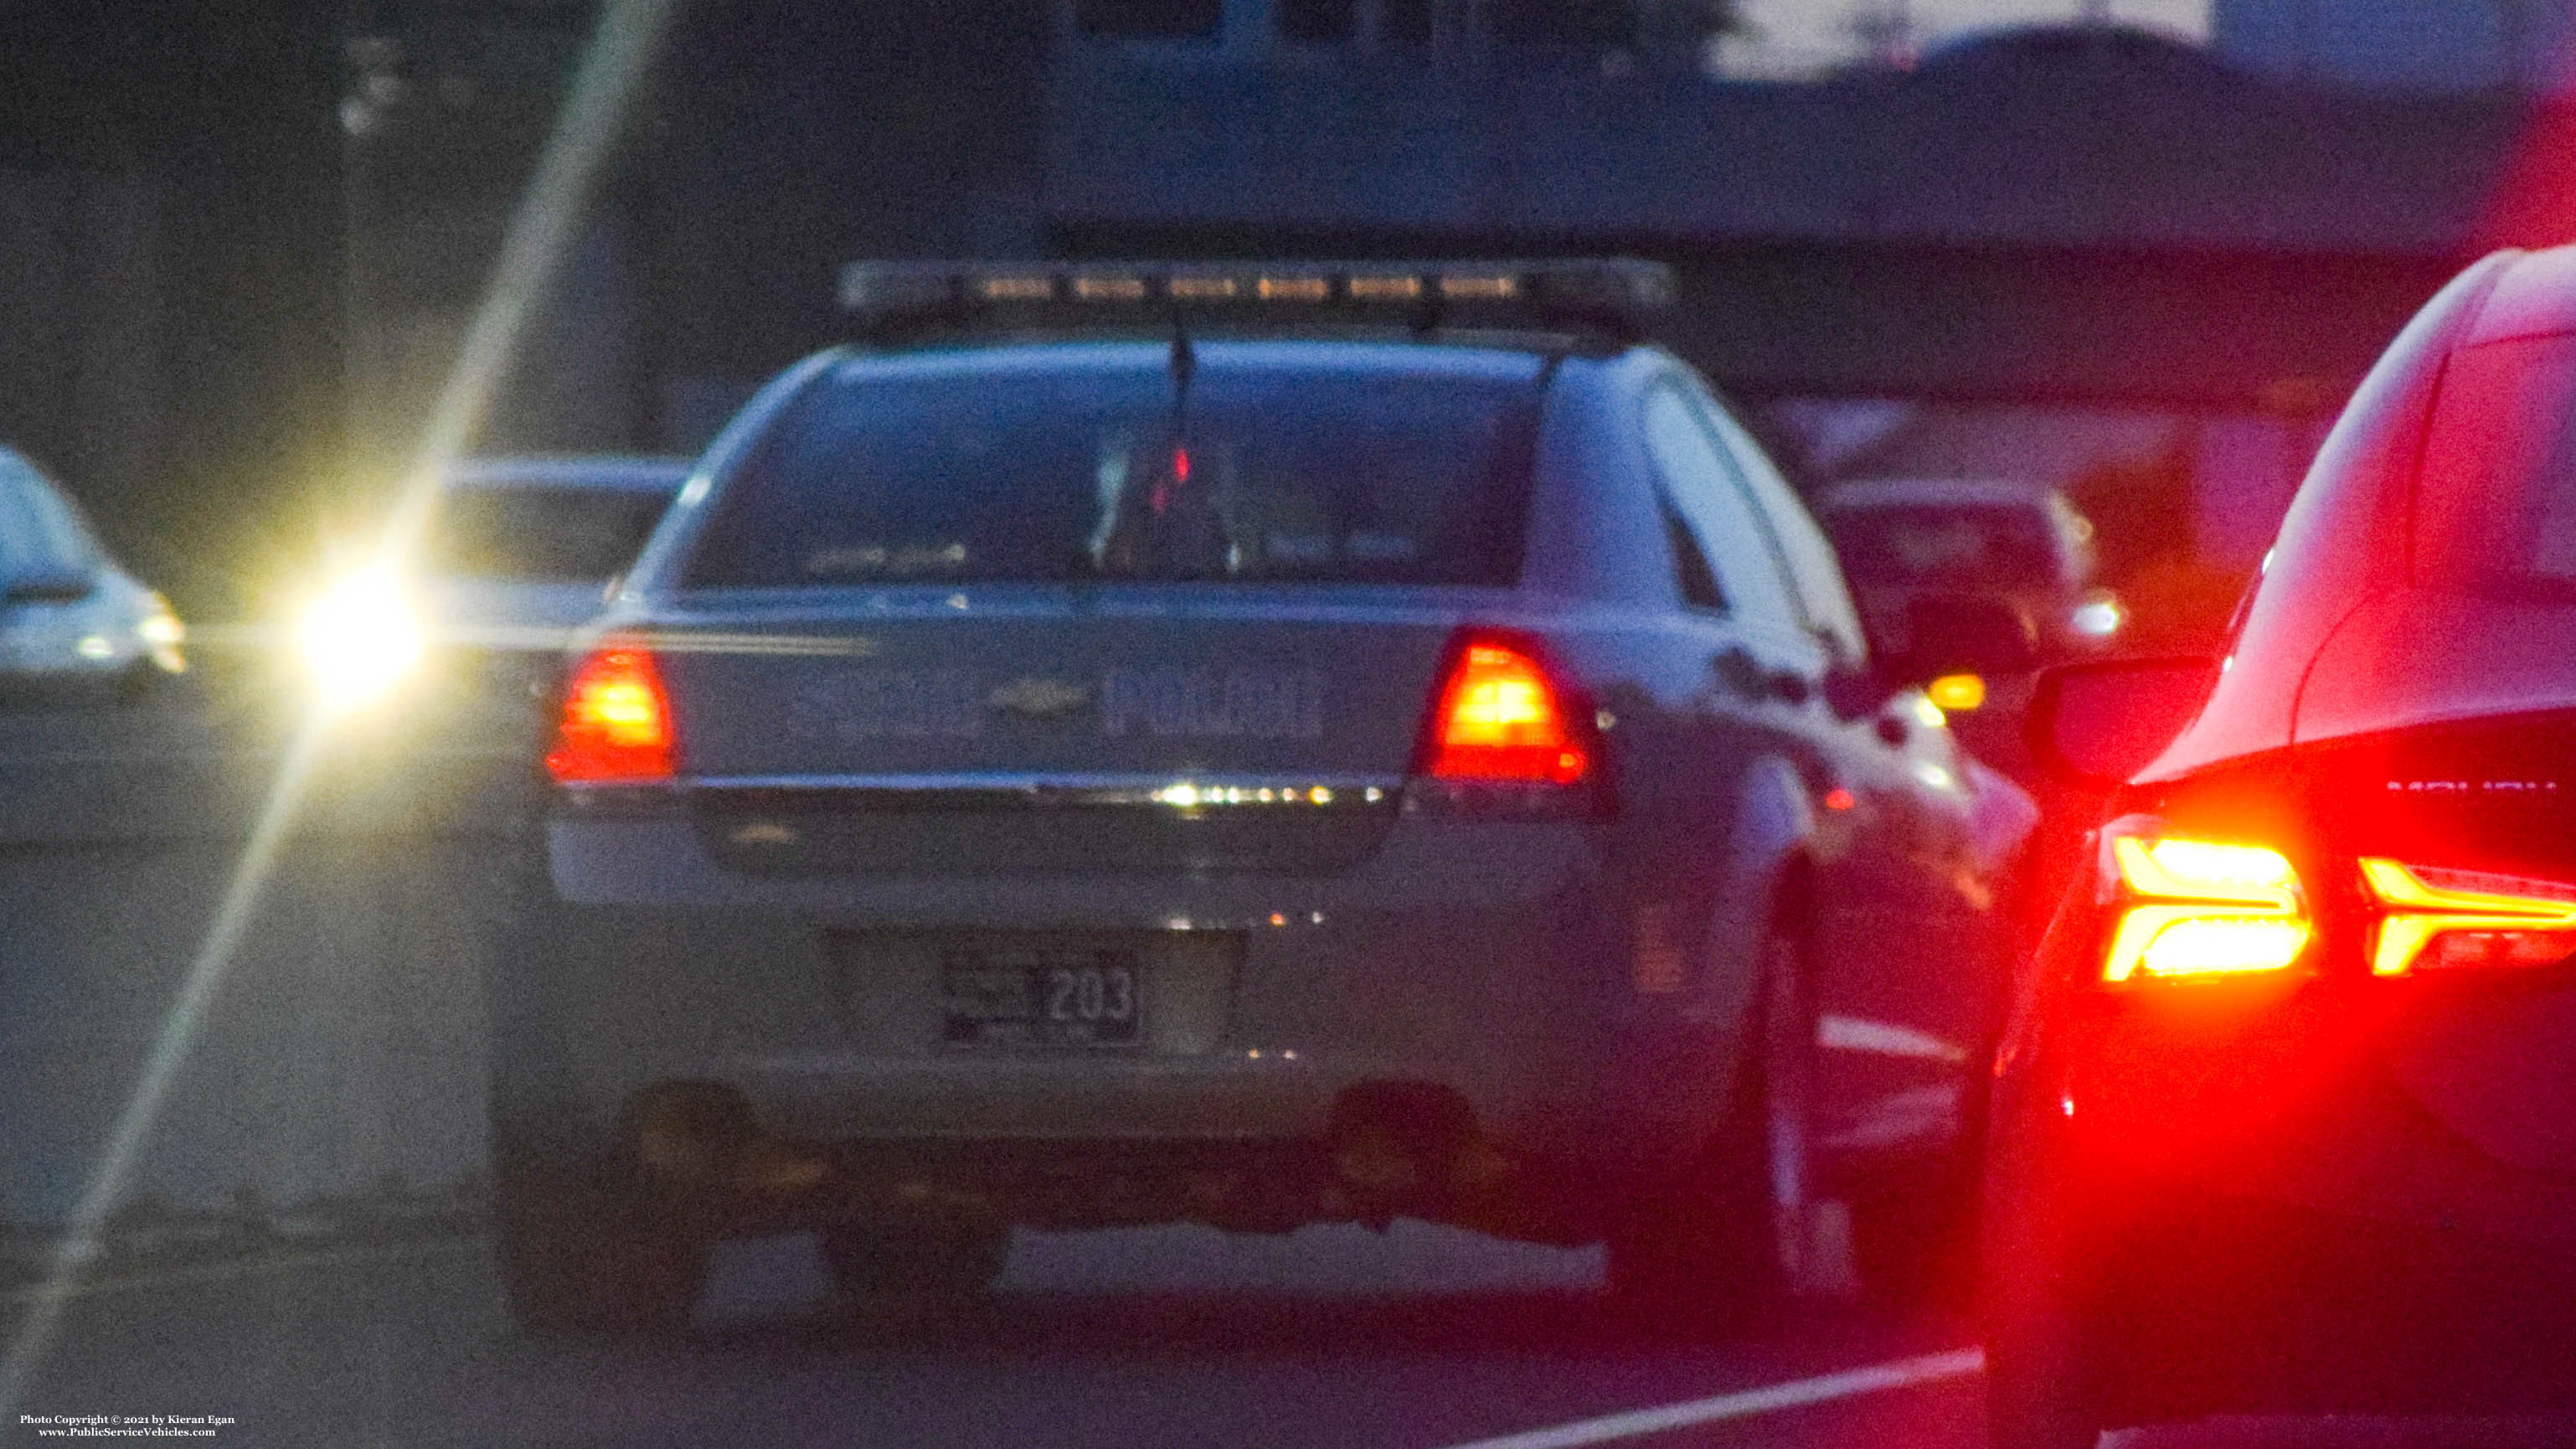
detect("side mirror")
(3, 568), (95, 607)
(2027, 657), (2218, 787)
(1898, 594), (2036, 680)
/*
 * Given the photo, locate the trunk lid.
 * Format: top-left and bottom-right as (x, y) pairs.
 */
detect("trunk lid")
(645, 586), (1482, 876)
(2306, 709), (2576, 1176)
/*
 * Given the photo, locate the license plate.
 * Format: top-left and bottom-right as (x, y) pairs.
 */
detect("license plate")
(940, 951), (1143, 1047)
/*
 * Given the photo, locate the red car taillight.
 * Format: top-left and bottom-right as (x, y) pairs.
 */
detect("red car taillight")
(1423, 638), (1590, 786)
(547, 646), (677, 784)
(2094, 817), (2312, 982)
(2361, 858), (2576, 977)
(2092, 817), (2576, 983)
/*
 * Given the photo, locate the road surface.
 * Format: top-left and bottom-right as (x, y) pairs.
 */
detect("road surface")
(8, 1222), (2568, 1449)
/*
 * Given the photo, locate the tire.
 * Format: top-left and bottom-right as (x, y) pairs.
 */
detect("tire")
(1848, 1051), (1991, 1309)
(1851, 1151), (1982, 1311)
(1981, 1016), (2103, 1449)
(819, 1216), (1010, 1300)
(1607, 918), (1831, 1330)
(492, 1140), (710, 1336)
(1986, 1308), (2104, 1449)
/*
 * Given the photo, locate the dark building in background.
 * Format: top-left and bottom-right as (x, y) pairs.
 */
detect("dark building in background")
(633, 0), (1052, 441)
(0, 0), (1050, 613)
(0, 0), (346, 611)
(344, 0), (1053, 460)
(0, 0), (2558, 627)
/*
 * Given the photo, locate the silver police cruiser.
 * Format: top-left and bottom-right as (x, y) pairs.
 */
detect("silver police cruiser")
(490, 260), (2037, 1332)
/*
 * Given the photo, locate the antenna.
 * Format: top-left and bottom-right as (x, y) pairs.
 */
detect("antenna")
(1168, 316), (1197, 395)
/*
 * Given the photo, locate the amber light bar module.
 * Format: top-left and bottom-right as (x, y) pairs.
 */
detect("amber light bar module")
(836, 258), (1675, 338)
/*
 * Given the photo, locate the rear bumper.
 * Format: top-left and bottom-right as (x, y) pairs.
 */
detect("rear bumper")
(1991, 964), (2576, 1421)
(497, 812), (1710, 1227)
(2015, 1178), (2576, 1421)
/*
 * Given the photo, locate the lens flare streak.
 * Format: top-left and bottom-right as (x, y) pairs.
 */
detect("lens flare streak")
(0, 0), (679, 1418)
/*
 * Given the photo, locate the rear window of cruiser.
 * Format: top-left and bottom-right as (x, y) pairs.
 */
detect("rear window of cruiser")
(682, 349), (1543, 589)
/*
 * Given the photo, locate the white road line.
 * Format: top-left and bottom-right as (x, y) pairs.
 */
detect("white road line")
(0, 1236), (482, 1308)
(1430, 1346), (1986, 1449)
(1817, 1013), (1971, 1065)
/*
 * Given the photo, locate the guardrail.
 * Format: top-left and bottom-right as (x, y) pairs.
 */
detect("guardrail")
(0, 663), (541, 1275)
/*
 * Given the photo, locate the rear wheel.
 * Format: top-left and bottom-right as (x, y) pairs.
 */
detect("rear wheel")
(1982, 1034), (2104, 1449)
(1849, 1145), (1982, 1309)
(492, 1140), (710, 1336)
(819, 1216), (1010, 1300)
(1607, 920), (1832, 1329)
(1986, 1307), (2104, 1449)
(1849, 1034), (1993, 1308)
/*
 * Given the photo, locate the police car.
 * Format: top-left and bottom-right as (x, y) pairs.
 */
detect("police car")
(1988, 245), (2576, 1445)
(488, 260), (2036, 1331)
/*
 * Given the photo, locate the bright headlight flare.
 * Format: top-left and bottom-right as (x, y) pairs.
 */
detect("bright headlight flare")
(2361, 858), (2576, 977)
(137, 596), (187, 673)
(2100, 830), (2311, 982)
(1925, 673), (1985, 712)
(297, 565), (425, 711)
(137, 601), (184, 648)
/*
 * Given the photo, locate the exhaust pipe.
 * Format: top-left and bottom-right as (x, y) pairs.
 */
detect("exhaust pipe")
(621, 1082), (827, 1195)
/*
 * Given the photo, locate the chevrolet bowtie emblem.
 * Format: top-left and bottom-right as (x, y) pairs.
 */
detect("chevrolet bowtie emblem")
(987, 677), (1093, 719)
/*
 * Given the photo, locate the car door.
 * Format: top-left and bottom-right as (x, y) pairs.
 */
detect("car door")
(1693, 386), (1995, 1160)
(1638, 385), (1832, 924)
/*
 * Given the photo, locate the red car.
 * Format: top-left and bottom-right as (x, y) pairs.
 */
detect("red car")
(1986, 245), (2576, 1445)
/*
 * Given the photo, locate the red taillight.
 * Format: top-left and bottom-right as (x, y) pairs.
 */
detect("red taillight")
(547, 647), (677, 784)
(1425, 639), (1589, 786)
(2361, 858), (2576, 977)
(2097, 825), (2311, 982)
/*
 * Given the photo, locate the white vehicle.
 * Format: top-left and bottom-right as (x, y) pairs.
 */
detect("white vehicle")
(1816, 477), (2117, 665)
(0, 446), (184, 698)
(490, 260), (2038, 1334)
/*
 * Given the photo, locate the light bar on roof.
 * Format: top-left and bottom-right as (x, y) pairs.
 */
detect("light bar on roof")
(1439, 271), (1518, 300)
(1255, 274), (1331, 302)
(1071, 273), (1147, 302)
(837, 258), (1675, 325)
(975, 273), (1054, 302)
(1164, 273), (1240, 302)
(1347, 273), (1422, 301)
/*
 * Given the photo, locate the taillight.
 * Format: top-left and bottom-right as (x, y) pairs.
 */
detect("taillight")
(2361, 859), (2576, 977)
(2097, 817), (2311, 982)
(547, 647), (677, 784)
(1424, 638), (1589, 786)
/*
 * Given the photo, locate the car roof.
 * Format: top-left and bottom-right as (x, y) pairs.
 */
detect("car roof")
(1816, 477), (2063, 512)
(2142, 245), (2544, 779)
(446, 454), (693, 492)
